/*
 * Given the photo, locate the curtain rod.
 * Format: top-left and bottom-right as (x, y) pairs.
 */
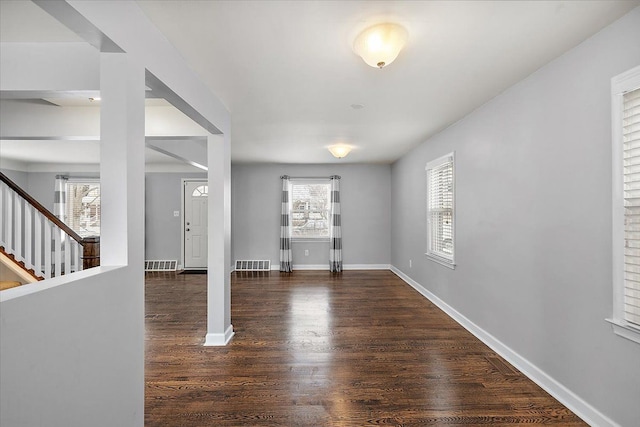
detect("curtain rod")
(280, 175), (340, 180)
(57, 175), (100, 180)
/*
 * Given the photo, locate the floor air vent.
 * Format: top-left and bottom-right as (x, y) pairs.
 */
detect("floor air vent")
(235, 260), (271, 271)
(145, 260), (178, 272)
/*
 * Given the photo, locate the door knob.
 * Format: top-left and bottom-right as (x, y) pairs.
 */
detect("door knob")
(186, 228), (190, 232)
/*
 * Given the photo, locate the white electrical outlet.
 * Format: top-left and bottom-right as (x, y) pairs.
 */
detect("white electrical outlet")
(409, 259), (412, 268)
(304, 249), (309, 256)
(173, 211), (180, 217)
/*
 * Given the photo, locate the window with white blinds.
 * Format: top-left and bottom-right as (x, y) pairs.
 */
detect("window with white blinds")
(623, 87), (640, 327)
(426, 153), (455, 267)
(610, 65), (640, 344)
(290, 181), (331, 240)
(66, 182), (101, 238)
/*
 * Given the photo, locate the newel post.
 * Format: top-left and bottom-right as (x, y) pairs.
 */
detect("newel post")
(82, 236), (100, 269)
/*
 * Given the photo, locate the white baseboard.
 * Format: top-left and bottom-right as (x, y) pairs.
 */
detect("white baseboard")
(344, 264), (390, 270)
(203, 325), (234, 346)
(390, 265), (619, 427)
(292, 264), (328, 270)
(269, 264), (391, 271)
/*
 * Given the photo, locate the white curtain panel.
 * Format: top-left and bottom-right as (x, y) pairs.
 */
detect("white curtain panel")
(329, 175), (342, 273)
(279, 176), (293, 272)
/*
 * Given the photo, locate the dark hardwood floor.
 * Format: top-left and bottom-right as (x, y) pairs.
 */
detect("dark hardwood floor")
(145, 270), (586, 426)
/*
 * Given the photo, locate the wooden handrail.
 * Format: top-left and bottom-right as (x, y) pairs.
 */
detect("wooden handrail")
(0, 171), (84, 244)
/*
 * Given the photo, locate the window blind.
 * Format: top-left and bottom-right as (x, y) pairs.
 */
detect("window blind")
(427, 155), (454, 262)
(290, 182), (330, 239)
(623, 87), (640, 326)
(66, 182), (101, 238)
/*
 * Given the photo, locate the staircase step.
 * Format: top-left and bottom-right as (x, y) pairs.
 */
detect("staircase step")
(1, 281), (22, 291)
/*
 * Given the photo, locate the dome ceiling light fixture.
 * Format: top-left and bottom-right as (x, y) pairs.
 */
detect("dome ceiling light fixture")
(328, 145), (352, 159)
(353, 23), (408, 69)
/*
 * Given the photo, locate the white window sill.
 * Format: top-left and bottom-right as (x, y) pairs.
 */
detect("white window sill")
(425, 253), (456, 269)
(606, 318), (640, 345)
(292, 238), (330, 243)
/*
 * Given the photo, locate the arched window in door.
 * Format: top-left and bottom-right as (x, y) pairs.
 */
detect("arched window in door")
(192, 185), (208, 197)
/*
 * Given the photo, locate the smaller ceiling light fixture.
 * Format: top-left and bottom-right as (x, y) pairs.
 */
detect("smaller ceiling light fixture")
(328, 145), (352, 159)
(353, 23), (408, 69)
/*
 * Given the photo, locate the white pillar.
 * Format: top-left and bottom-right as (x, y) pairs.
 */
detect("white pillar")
(204, 132), (233, 346)
(100, 52), (146, 269)
(99, 51), (145, 425)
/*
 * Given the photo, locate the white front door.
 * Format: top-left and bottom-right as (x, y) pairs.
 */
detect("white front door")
(184, 180), (208, 269)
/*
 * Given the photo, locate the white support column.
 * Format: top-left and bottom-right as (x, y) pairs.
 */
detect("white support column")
(100, 52), (146, 269)
(204, 132), (233, 346)
(99, 51), (145, 425)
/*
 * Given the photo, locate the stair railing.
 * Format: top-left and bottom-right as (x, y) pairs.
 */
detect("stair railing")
(0, 172), (87, 280)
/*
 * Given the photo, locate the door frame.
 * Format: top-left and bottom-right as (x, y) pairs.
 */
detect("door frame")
(181, 178), (208, 270)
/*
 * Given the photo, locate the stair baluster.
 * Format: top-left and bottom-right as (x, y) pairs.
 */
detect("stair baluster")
(0, 172), (95, 281)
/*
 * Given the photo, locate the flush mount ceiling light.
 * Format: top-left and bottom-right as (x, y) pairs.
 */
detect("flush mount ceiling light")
(328, 145), (352, 159)
(353, 23), (408, 69)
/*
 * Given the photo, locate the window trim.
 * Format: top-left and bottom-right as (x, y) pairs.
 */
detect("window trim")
(289, 179), (331, 242)
(66, 177), (99, 184)
(610, 64), (640, 345)
(425, 152), (456, 269)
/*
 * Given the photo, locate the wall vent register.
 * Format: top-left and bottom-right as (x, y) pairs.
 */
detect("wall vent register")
(145, 260), (178, 272)
(235, 260), (271, 271)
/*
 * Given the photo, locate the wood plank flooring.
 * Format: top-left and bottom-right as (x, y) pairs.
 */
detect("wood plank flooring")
(145, 270), (586, 426)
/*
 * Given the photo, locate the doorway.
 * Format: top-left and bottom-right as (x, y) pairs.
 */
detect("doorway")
(182, 179), (208, 270)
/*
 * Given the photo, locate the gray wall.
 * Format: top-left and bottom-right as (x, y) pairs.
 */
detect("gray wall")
(232, 163), (391, 267)
(390, 8), (640, 427)
(24, 172), (99, 212)
(145, 172), (207, 263)
(26, 172), (58, 210)
(0, 168), (28, 188)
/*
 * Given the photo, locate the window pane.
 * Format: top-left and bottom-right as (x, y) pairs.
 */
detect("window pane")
(623, 87), (640, 326)
(291, 182), (330, 239)
(192, 185), (208, 197)
(66, 182), (100, 237)
(426, 154), (454, 263)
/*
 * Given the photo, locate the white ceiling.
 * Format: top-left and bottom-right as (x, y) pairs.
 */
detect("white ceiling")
(1, 0), (639, 166)
(135, 0), (640, 164)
